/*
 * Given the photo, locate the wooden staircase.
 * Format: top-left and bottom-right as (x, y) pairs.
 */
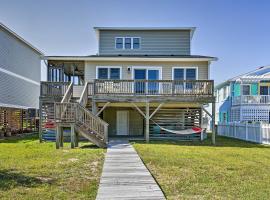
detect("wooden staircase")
(55, 82), (108, 148)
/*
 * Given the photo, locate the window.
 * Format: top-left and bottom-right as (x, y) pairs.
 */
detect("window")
(97, 67), (121, 79)
(125, 38), (132, 49)
(115, 37), (140, 49)
(242, 85), (250, 95)
(186, 69), (196, 80)
(98, 68), (108, 79)
(110, 68), (120, 79)
(260, 86), (269, 95)
(172, 67), (197, 80)
(115, 38), (123, 49)
(133, 38), (140, 49)
(174, 69), (184, 80)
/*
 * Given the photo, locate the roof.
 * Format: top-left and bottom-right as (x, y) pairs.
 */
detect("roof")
(215, 65), (270, 90)
(0, 22), (44, 55)
(44, 54), (217, 62)
(94, 26), (196, 39)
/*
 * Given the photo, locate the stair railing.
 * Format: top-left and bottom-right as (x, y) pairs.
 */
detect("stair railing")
(78, 82), (88, 107)
(76, 103), (108, 143)
(61, 82), (73, 103)
(55, 102), (108, 143)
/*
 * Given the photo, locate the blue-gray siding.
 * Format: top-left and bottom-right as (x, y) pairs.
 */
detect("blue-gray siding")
(99, 30), (191, 56)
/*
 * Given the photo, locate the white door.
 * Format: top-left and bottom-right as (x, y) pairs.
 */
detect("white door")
(117, 111), (129, 135)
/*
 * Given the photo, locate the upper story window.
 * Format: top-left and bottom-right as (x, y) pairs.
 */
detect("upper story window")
(125, 38), (132, 49)
(242, 85), (250, 95)
(115, 37), (140, 49)
(97, 66), (121, 79)
(116, 38), (123, 49)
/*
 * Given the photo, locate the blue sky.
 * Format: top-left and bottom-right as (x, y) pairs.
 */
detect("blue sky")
(0, 0), (270, 83)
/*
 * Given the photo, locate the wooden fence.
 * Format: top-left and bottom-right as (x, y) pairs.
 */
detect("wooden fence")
(217, 122), (270, 144)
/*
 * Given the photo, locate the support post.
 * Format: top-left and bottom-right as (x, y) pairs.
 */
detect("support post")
(70, 123), (75, 148)
(92, 101), (98, 115)
(145, 102), (150, 143)
(212, 102), (216, 145)
(56, 124), (61, 149)
(104, 125), (108, 144)
(75, 131), (79, 147)
(200, 106), (204, 141)
(39, 100), (43, 142)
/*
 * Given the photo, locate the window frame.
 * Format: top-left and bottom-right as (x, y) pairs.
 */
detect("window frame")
(115, 37), (141, 50)
(115, 37), (124, 49)
(96, 66), (122, 80)
(172, 67), (198, 80)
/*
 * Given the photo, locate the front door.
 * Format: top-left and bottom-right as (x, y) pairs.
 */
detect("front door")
(117, 111), (129, 135)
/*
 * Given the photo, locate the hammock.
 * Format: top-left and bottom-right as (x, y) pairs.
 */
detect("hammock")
(151, 120), (202, 135)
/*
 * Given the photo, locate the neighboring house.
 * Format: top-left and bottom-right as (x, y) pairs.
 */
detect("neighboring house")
(40, 27), (217, 147)
(215, 66), (270, 124)
(0, 23), (43, 134)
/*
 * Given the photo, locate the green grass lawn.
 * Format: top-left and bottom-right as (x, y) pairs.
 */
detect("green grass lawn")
(0, 134), (105, 200)
(133, 135), (270, 200)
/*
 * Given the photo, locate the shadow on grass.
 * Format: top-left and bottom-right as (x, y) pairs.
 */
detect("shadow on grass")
(0, 134), (38, 144)
(0, 169), (48, 191)
(80, 143), (100, 149)
(131, 134), (270, 149)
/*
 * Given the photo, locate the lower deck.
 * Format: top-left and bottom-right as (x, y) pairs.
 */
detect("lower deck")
(40, 100), (208, 141)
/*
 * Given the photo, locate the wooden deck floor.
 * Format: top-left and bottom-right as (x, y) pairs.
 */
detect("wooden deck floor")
(96, 140), (166, 200)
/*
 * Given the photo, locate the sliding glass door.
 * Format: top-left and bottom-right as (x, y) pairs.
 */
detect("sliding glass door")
(134, 68), (160, 94)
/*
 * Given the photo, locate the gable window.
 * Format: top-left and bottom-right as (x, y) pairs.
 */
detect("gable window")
(133, 38), (140, 49)
(125, 38), (132, 49)
(115, 38), (124, 49)
(115, 37), (140, 49)
(97, 67), (121, 79)
(242, 85), (250, 95)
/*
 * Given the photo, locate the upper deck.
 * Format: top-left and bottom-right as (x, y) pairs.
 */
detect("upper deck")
(40, 79), (215, 103)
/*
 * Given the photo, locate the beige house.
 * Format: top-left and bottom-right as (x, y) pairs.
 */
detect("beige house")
(40, 27), (217, 147)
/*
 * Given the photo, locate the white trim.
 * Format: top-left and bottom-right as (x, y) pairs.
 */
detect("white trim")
(0, 67), (40, 86)
(96, 66), (122, 79)
(45, 56), (217, 62)
(172, 66), (198, 80)
(131, 66), (162, 80)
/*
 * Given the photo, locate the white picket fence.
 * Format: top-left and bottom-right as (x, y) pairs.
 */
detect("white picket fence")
(217, 122), (270, 144)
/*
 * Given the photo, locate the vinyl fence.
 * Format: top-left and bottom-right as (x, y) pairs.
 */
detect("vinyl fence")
(217, 122), (270, 144)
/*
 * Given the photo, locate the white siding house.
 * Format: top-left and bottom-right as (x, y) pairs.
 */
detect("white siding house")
(0, 23), (43, 134)
(0, 23), (43, 109)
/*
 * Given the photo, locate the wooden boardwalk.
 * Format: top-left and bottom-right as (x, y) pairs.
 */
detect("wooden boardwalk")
(96, 140), (166, 200)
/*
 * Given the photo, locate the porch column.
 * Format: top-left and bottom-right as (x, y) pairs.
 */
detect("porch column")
(145, 102), (150, 143)
(212, 102), (216, 145)
(70, 123), (76, 148)
(39, 100), (43, 143)
(56, 124), (62, 149)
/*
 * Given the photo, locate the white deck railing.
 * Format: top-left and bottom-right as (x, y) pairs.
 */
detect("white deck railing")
(217, 122), (270, 144)
(232, 95), (270, 105)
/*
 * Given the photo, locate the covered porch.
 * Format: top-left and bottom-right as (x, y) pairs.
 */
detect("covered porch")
(91, 101), (215, 142)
